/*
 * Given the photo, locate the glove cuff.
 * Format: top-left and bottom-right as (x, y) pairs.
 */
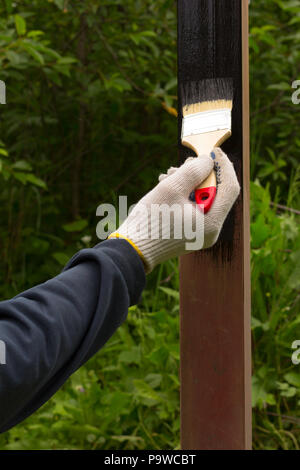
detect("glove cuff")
(108, 233), (147, 267)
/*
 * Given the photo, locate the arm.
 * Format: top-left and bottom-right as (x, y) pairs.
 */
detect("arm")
(0, 239), (145, 433)
(0, 148), (239, 433)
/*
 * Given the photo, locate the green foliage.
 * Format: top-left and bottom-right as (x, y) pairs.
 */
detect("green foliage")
(0, 262), (181, 450)
(250, 181), (300, 449)
(250, 0), (300, 201)
(0, 0), (299, 451)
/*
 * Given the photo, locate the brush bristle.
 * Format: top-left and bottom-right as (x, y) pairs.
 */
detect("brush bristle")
(181, 78), (233, 116)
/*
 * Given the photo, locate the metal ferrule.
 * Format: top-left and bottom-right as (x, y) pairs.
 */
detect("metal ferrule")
(182, 108), (231, 138)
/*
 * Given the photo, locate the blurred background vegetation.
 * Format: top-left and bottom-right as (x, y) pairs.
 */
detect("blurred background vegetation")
(0, 0), (299, 450)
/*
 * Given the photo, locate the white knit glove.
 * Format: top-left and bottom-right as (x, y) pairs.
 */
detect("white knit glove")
(109, 148), (240, 273)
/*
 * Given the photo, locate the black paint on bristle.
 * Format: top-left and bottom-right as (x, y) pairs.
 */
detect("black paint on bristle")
(181, 78), (233, 108)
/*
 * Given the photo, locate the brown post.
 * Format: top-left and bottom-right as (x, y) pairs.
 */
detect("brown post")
(178, 0), (251, 450)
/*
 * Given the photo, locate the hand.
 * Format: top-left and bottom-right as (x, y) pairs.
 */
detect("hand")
(109, 148), (240, 273)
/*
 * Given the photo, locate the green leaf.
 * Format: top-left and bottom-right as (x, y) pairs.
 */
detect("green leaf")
(288, 251), (300, 289)
(52, 402), (72, 418)
(252, 376), (276, 408)
(251, 317), (270, 331)
(44, 67), (62, 86)
(33, 44), (61, 60)
(251, 214), (271, 248)
(26, 173), (47, 189)
(14, 15), (27, 36)
(21, 43), (45, 65)
(27, 31), (45, 39)
(145, 373), (162, 389)
(118, 348), (141, 365)
(101, 392), (132, 418)
(111, 435), (144, 444)
(277, 0), (300, 9)
(164, 77), (177, 91)
(133, 379), (163, 403)
(158, 286), (179, 300)
(52, 252), (70, 266)
(56, 57), (77, 65)
(62, 219), (88, 232)
(284, 372), (300, 388)
(277, 382), (297, 398)
(13, 171), (28, 184)
(168, 343), (180, 360)
(268, 82), (291, 91)
(53, 0), (65, 9)
(0, 148), (8, 157)
(105, 75), (132, 92)
(0, 34), (13, 42)
(6, 50), (22, 66)
(147, 346), (169, 365)
(12, 160), (32, 171)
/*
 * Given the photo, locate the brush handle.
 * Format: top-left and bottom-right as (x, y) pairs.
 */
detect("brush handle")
(195, 171), (217, 214)
(182, 129), (231, 213)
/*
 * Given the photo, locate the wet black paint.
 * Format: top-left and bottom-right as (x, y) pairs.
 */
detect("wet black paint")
(180, 78), (233, 109)
(178, 0), (243, 251)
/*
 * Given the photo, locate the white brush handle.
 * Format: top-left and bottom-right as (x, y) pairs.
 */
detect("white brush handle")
(182, 129), (231, 189)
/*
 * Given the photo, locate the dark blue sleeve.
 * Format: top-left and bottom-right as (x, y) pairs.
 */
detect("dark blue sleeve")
(0, 238), (146, 433)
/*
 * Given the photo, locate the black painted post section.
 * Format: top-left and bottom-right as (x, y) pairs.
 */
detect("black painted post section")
(178, 0), (251, 449)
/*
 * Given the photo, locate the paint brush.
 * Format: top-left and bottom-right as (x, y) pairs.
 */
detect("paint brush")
(181, 78), (233, 213)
